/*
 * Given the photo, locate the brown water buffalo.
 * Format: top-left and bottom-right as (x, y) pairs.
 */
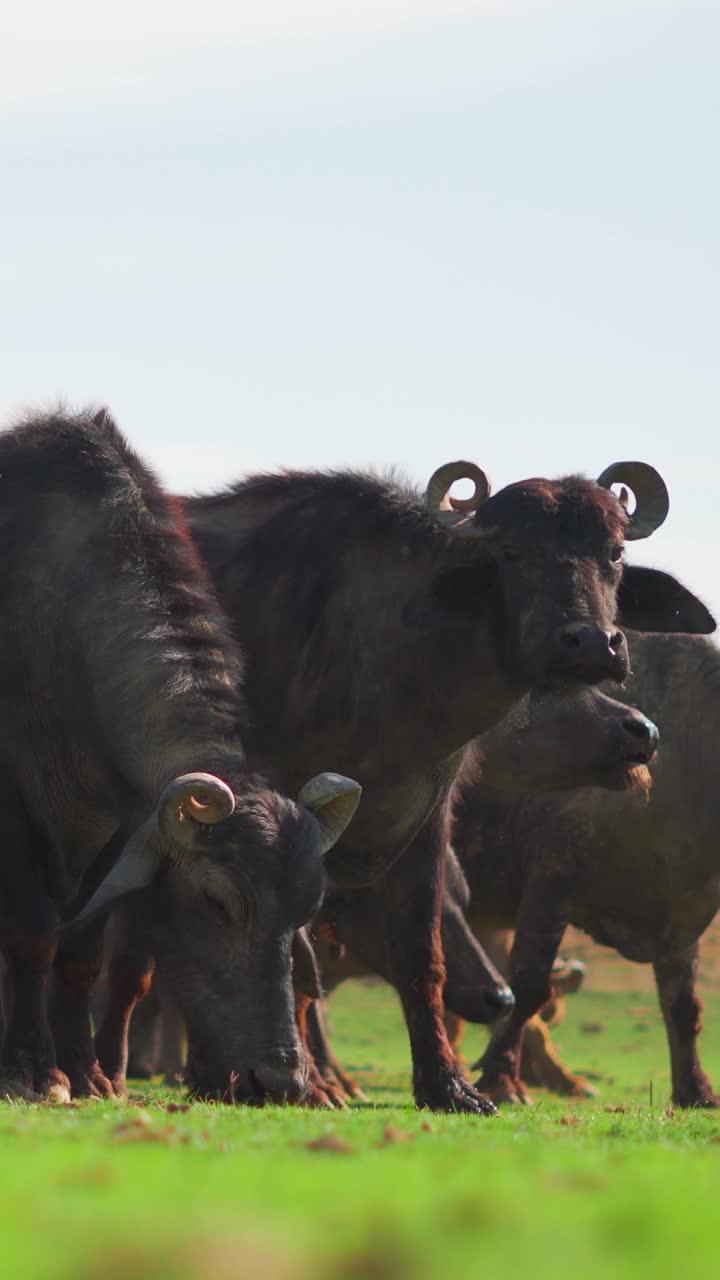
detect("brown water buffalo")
(452, 629), (720, 1108)
(0, 408), (360, 1103)
(176, 459), (712, 1114)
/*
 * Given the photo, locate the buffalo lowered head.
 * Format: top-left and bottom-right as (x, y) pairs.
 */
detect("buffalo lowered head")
(64, 771), (361, 1104)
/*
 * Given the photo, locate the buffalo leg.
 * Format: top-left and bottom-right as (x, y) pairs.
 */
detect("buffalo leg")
(654, 944), (720, 1108)
(381, 808), (496, 1115)
(0, 812), (70, 1103)
(126, 983), (162, 1079)
(156, 984), (187, 1082)
(519, 1015), (598, 1097)
(476, 880), (570, 1105)
(304, 998), (369, 1103)
(444, 1010), (469, 1075)
(94, 904), (155, 1096)
(51, 920), (115, 1098)
(1, 933), (70, 1103)
(294, 994), (344, 1109)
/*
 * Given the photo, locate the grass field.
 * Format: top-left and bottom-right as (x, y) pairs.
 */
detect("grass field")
(5, 935), (720, 1280)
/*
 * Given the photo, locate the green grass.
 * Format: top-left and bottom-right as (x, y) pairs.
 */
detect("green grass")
(4, 979), (720, 1280)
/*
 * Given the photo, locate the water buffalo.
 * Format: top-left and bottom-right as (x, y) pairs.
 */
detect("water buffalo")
(0, 408), (360, 1103)
(101, 454), (710, 1112)
(452, 628), (720, 1107)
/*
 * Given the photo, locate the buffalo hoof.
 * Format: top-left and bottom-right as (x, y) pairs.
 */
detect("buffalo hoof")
(301, 1080), (344, 1110)
(321, 1083), (350, 1110)
(105, 1074), (128, 1101)
(69, 1062), (117, 1100)
(416, 1069), (497, 1116)
(320, 1066), (369, 1105)
(0, 1067), (72, 1105)
(474, 1072), (532, 1106)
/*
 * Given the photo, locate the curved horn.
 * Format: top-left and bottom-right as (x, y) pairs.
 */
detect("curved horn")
(424, 461), (491, 534)
(158, 772), (236, 851)
(297, 773), (362, 857)
(596, 462), (669, 541)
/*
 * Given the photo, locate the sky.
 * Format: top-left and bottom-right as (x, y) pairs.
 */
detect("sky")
(1, 0), (718, 615)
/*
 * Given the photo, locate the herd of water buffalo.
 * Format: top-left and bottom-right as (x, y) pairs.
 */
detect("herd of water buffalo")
(1, 405), (717, 1115)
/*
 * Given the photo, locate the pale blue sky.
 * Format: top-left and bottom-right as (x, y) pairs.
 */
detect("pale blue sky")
(2, 1), (718, 614)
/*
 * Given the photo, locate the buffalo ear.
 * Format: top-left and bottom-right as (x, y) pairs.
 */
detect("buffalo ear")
(297, 774), (362, 857)
(618, 566), (716, 635)
(292, 927), (323, 1000)
(61, 821), (161, 933)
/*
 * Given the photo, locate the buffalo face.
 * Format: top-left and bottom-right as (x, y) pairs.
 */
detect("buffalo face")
(424, 459), (701, 692)
(68, 771), (361, 1105)
(472, 686), (659, 795)
(476, 475), (632, 688)
(155, 773), (360, 1105)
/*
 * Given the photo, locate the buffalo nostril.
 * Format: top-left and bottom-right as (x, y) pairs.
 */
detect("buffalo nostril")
(623, 715), (660, 758)
(488, 985), (515, 1011)
(608, 630), (625, 653)
(624, 716), (652, 741)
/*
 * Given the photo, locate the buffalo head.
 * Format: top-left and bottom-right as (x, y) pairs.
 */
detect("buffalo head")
(426, 458), (712, 691)
(68, 770), (361, 1104)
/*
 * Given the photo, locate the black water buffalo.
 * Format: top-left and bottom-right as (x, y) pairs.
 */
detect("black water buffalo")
(0, 408), (360, 1103)
(452, 629), (720, 1108)
(181, 459), (712, 1113)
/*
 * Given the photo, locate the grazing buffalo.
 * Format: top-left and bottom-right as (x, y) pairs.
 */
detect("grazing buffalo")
(0, 408), (360, 1103)
(451, 628), (720, 1108)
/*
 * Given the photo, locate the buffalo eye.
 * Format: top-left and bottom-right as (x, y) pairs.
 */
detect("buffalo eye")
(610, 545), (625, 563)
(502, 545), (520, 563)
(202, 888), (234, 926)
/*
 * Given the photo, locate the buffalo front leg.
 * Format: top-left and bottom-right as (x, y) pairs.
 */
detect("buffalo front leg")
(654, 944), (720, 1108)
(519, 1015), (598, 1097)
(382, 809), (496, 1115)
(94, 902), (155, 1097)
(1, 934), (71, 1103)
(294, 994), (344, 1109)
(51, 920), (115, 1098)
(0, 817), (70, 1104)
(304, 998), (369, 1104)
(476, 880), (570, 1105)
